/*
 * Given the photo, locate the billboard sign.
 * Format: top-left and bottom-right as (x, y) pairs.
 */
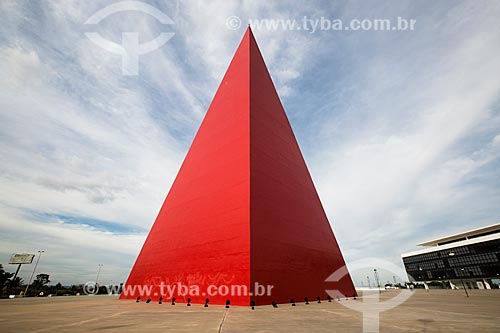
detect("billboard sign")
(9, 253), (35, 265)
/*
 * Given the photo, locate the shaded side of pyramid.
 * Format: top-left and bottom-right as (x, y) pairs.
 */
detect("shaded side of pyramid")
(248, 31), (356, 305)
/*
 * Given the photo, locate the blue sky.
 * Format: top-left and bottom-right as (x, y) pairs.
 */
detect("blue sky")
(1, 0), (499, 286)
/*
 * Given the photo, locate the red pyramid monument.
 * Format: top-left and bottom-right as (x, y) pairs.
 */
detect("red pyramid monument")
(120, 27), (356, 305)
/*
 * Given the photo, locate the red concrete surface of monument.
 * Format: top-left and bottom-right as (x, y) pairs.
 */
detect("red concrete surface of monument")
(121, 27), (356, 305)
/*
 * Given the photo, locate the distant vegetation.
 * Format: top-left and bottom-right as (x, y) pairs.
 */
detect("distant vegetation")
(0, 264), (115, 298)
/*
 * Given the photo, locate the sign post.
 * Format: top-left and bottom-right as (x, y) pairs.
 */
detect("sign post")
(8, 253), (35, 281)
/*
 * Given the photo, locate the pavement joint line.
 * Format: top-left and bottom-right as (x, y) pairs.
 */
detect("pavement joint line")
(218, 309), (228, 333)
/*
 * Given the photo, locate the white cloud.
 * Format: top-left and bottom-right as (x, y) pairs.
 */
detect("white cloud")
(308, 2), (500, 270)
(493, 134), (500, 147)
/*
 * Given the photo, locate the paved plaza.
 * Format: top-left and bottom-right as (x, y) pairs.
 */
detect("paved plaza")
(0, 289), (499, 332)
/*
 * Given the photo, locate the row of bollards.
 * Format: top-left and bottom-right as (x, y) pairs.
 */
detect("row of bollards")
(255, 294), (357, 309)
(136, 294), (357, 309)
(136, 296), (214, 307)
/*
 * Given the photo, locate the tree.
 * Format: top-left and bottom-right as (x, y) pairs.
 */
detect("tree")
(35, 274), (50, 285)
(0, 264), (14, 296)
(31, 273), (50, 293)
(0, 265), (13, 287)
(8, 276), (24, 289)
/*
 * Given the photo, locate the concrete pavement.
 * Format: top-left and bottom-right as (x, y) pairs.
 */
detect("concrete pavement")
(0, 289), (499, 332)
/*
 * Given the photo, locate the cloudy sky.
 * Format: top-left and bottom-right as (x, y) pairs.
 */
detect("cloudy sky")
(1, 0), (499, 286)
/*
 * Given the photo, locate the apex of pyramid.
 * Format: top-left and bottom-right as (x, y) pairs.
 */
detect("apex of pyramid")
(234, 24), (259, 55)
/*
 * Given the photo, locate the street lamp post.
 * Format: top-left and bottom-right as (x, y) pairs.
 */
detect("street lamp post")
(448, 252), (469, 298)
(418, 266), (430, 292)
(95, 264), (103, 293)
(374, 269), (381, 293)
(24, 250), (44, 296)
